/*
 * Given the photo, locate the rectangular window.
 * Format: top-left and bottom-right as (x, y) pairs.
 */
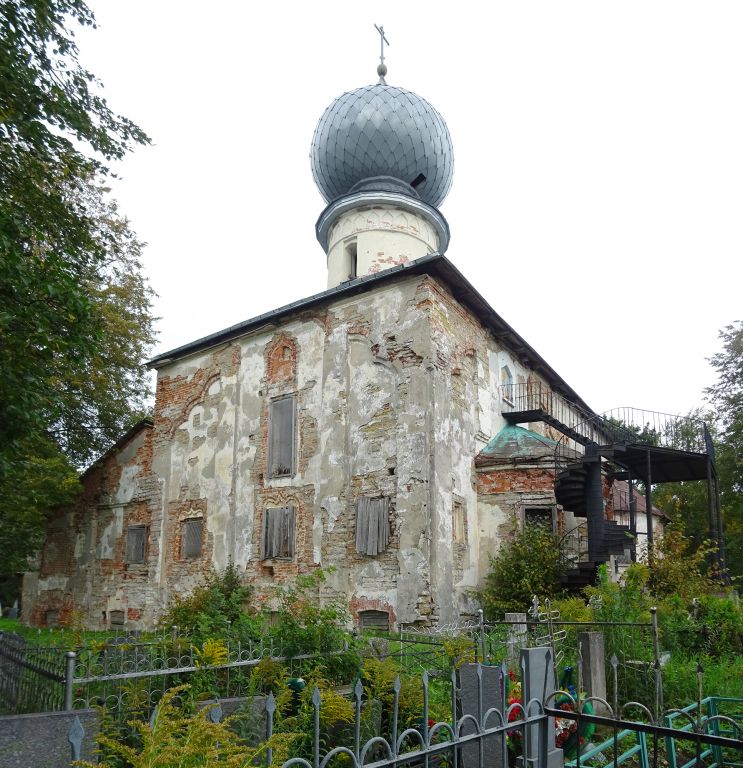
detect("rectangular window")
(109, 609), (125, 628)
(125, 525), (147, 564)
(359, 609), (390, 632)
(268, 396), (296, 477)
(453, 501), (466, 544)
(262, 506), (295, 559)
(525, 507), (554, 531)
(355, 497), (390, 556)
(181, 518), (203, 560)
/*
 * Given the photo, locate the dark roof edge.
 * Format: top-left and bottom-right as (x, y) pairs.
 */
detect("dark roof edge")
(147, 255), (446, 367)
(147, 253), (594, 414)
(80, 418), (153, 480)
(428, 258), (595, 414)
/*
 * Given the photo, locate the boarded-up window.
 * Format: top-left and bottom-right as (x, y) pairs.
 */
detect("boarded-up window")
(262, 506), (295, 559)
(109, 610), (125, 628)
(355, 497), (389, 556)
(45, 610), (59, 628)
(268, 396), (295, 477)
(359, 610), (390, 632)
(125, 525), (147, 564)
(181, 518), (203, 559)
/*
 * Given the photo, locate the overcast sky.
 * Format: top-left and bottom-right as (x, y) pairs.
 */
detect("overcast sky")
(77, 1), (742, 418)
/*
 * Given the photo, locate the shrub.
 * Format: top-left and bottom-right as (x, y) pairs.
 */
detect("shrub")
(645, 526), (719, 599)
(76, 685), (266, 768)
(480, 522), (567, 619)
(157, 561), (255, 642)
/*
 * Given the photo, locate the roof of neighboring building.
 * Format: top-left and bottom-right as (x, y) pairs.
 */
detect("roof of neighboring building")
(148, 253), (595, 414)
(612, 479), (670, 521)
(475, 424), (560, 466)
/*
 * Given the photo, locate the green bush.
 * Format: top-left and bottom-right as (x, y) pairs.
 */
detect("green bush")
(659, 594), (743, 659)
(157, 561), (256, 643)
(480, 522), (567, 619)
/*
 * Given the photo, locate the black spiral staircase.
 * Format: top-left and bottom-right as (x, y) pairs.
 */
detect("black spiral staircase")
(555, 458), (634, 589)
(501, 383), (725, 590)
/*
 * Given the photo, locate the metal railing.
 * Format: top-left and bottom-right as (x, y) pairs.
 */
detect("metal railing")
(0, 631), (66, 714)
(559, 521), (591, 566)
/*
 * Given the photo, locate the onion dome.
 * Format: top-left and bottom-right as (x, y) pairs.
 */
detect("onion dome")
(311, 84), (454, 209)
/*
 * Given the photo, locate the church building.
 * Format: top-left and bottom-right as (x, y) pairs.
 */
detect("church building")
(24, 50), (713, 632)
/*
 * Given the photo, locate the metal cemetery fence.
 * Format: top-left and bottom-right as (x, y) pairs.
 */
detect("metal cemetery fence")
(0, 631), (67, 713)
(3, 638), (742, 768)
(0, 630), (349, 716)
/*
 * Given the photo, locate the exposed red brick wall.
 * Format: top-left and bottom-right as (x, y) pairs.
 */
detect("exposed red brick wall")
(154, 345), (240, 442)
(165, 498), (211, 584)
(349, 596), (397, 628)
(477, 467), (555, 495)
(266, 334), (297, 385)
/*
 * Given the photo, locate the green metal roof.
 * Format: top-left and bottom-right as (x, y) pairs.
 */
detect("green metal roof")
(476, 424), (558, 464)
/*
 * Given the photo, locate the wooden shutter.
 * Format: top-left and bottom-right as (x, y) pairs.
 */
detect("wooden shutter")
(359, 610), (390, 631)
(125, 526), (146, 564)
(182, 519), (203, 559)
(356, 497), (389, 556)
(263, 506), (295, 559)
(268, 397), (295, 477)
(109, 610), (125, 627)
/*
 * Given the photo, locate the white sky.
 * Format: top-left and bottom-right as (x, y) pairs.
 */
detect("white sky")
(77, 1), (743, 417)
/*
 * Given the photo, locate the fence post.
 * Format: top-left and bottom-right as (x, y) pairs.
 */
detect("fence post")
(64, 651), (76, 712)
(478, 609), (486, 661)
(650, 607), (664, 715)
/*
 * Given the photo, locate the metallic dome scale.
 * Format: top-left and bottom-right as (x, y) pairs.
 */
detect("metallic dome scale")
(311, 84), (454, 209)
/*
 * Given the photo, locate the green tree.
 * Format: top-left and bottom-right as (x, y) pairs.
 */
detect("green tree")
(706, 321), (743, 580)
(0, 0), (152, 572)
(480, 523), (566, 619)
(1, 0), (150, 463)
(0, 435), (79, 573)
(651, 324), (743, 582)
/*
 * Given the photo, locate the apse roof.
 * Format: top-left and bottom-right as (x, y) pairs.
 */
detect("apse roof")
(148, 253), (596, 416)
(475, 425), (560, 466)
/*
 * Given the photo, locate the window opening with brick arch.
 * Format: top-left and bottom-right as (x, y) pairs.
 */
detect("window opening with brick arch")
(355, 496), (390, 556)
(45, 610), (59, 628)
(262, 506), (295, 559)
(125, 525), (147, 564)
(268, 395), (296, 477)
(359, 609), (390, 632)
(181, 518), (203, 560)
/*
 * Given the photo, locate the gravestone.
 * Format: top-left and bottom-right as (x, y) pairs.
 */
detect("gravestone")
(505, 613), (528, 666)
(578, 631), (608, 714)
(520, 647), (562, 768)
(0, 709), (99, 768)
(458, 663), (506, 768)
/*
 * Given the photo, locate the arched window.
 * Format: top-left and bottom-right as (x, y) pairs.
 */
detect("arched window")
(501, 365), (514, 404)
